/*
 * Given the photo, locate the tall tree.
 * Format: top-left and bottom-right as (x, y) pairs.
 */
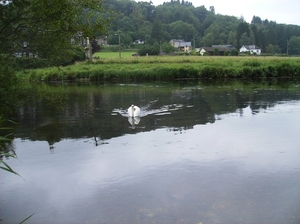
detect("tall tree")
(236, 21), (250, 47)
(209, 6), (215, 14)
(251, 24), (260, 46)
(151, 17), (163, 42)
(201, 23), (221, 46)
(0, 0), (108, 60)
(227, 31), (237, 46)
(251, 16), (262, 25)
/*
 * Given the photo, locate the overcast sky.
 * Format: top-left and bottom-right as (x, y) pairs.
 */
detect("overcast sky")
(147, 0), (300, 26)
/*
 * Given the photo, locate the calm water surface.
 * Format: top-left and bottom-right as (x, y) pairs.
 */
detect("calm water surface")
(1, 80), (300, 224)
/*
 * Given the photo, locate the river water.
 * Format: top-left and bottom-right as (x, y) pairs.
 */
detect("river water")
(1, 79), (300, 224)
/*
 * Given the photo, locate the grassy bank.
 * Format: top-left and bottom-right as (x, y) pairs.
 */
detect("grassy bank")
(20, 56), (300, 82)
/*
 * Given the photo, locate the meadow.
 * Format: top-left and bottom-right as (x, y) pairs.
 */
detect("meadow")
(21, 54), (300, 82)
(93, 51), (136, 59)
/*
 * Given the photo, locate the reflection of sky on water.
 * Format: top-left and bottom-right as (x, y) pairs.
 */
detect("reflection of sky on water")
(1, 102), (300, 223)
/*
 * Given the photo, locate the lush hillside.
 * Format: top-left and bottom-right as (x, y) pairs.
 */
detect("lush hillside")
(103, 0), (300, 55)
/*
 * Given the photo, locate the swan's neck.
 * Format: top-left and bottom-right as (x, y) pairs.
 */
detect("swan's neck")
(131, 106), (135, 117)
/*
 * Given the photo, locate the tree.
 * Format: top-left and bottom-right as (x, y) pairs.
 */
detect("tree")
(273, 45), (281, 54)
(227, 31), (237, 47)
(151, 17), (163, 42)
(213, 48), (219, 55)
(0, 55), (22, 116)
(251, 16), (262, 25)
(201, 23), (221, 46)
(129, 4), (145, 30)
(0, 0), (109, 119)
(249, 30), (255, 45)
(0, 0), (108, 61)
(161, 42), (176, 53)
(265, 44), (274, 54)
(168, 20), (197, 41)
(239, 32), (251, 46)
(230, 48), (238, 56)
(251, 24), (260, 46)
(209, 6), (215, 14)
(236, 21), (250, 47)
(288, 36), (300, 55)
(201, 32), (214, 46)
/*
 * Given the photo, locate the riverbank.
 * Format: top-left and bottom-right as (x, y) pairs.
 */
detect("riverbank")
(19, 56), (300, 82)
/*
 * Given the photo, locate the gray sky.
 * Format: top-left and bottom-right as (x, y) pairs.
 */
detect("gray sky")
(148, 0), (300, 25)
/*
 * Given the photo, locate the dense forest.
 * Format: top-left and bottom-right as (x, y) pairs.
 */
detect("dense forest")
(103, 0), (300, 55)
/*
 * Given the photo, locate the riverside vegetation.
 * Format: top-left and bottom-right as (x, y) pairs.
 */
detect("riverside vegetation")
(22, 56), (300, 82)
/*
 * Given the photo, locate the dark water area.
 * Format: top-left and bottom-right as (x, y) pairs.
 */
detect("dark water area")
(1, 79), (300, 224)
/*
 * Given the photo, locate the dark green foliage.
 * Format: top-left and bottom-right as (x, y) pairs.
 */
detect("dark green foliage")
(200, 66), (223, 78)
(162, 43), (176, 54)
(9, 46), (86, 70)
(243, 60), (261, 67)
(13, 58), (49, 70)
(276, 63), (299, 76)
(288, 36), (300, 55)
(230, 49), (239, 56)
(0, 55), (22, 116)
(213, 48), (219, 56)
(264, 66), (277, 77)
(1, 0), (108, 61)
(50, 46), (86, 67)
(138, 44), (160, 56)
(105, 1), (300, 55)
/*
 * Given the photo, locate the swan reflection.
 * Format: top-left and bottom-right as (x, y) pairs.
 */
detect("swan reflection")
(127, 105), (141, 128)
(128, 116), (141, 129)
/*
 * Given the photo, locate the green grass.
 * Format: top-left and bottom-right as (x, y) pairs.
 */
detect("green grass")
(18, 55), (300, 82)
(93, 51), (137, 59)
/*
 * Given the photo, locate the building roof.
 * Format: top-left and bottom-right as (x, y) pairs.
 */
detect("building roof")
(241, 45), (261, 50)
(201, 47), (230, 52)
(170, 39), (184, 42)
(178, 42), (191, 47)
(212, 45), (234, 49)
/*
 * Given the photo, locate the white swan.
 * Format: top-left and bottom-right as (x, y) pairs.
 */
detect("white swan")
(128, 105), (140, 117)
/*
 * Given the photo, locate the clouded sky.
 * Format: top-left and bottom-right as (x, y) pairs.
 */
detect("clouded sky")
(148, 0), (300, 25)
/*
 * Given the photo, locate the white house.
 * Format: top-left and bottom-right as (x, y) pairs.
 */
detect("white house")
(170, 39), (192, 52)
(134, 39), (144, 44)
(239, 45), (261, 55)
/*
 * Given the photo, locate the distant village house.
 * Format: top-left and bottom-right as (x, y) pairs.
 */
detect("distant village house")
(239, 45), (261, 55)
(199, 45), (233, 56)
(134, 39), (144, 44)
(170, 39), (192, 52)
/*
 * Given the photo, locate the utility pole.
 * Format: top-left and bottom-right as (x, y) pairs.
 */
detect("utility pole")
(194, 37), (195, 50)
(159, 40), (162, 54)
(118, 35), (121, 58)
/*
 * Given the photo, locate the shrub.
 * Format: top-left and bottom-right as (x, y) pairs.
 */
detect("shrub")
(230, 49), (239, 56)
(138, 44), (160, 56)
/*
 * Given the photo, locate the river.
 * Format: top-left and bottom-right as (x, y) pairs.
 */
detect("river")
(1, 79), (300, 224)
